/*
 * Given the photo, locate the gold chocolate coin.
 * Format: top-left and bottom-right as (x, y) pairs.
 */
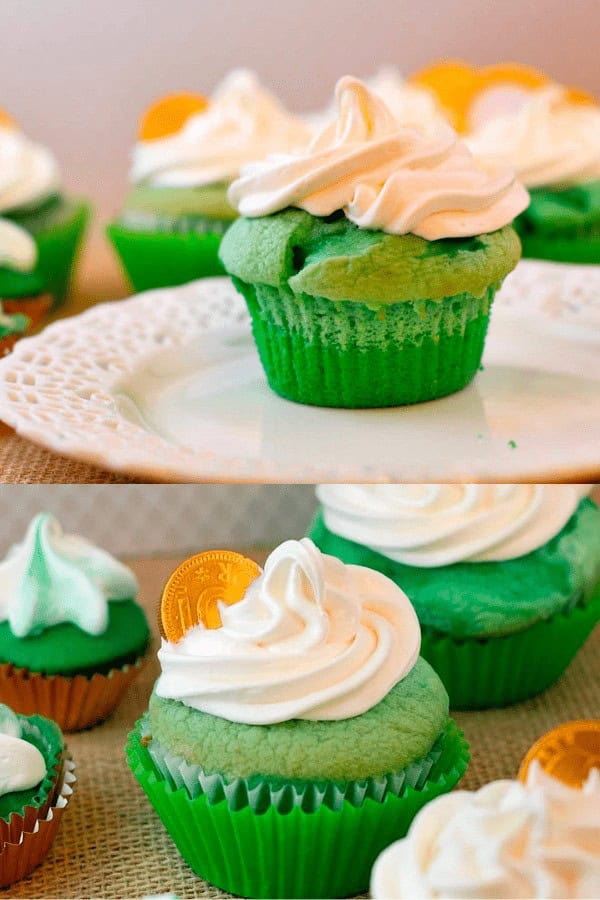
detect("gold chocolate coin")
(161, 550), (261, 642)
(519, 719), (600, 789)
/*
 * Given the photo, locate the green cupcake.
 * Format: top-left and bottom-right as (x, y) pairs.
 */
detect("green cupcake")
(127, 539), (469, 899)
(0, 513), (150, 730)
(310, 485), (600, 709)
(0, 118), (88, 313)
(0, 703), (74, 888)
(220, 75), (526, 408)
(107, 70), (310, 292)
(465, 84), (600, 264)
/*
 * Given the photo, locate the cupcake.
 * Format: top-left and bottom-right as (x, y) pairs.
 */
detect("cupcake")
(127, 540), (469, 899)
(219, 76), (527, 408)
(371, 760), (600, 899)
(0, 703), (75, 888)
(107, 70), (310, 292)
(0, 300), (30, 356)
(0, 110), (89, 312)
(0, 512), (150, 731)
(412, 61), (600, 263)
(310, 484), (600, 708)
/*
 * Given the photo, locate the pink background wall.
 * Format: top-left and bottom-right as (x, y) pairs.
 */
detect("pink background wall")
(3, 0), (599, 221)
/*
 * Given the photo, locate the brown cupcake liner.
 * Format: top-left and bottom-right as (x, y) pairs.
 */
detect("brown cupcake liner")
(2, 293), (53, 328)
(0, 658), (145, 732)
(0, 757), (76, 889)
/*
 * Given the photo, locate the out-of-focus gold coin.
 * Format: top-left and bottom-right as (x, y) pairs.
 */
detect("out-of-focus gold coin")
(160, 550), (261, 642)
(519, 720), (600, 788)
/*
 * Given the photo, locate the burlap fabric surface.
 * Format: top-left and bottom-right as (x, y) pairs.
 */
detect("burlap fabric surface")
(6, 553), (600, 900)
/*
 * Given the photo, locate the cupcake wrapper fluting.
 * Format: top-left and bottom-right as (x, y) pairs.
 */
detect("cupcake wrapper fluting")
(0, 658), (145, 731)
(421, 589), (600, 709)
(0, 758), (76, 889)
(234, 279), (496, 408)
(519, 233), (600, 264)
(126, 717), (470, 899)
(107, 223), (226, 292)
(34, 201), (90, 307)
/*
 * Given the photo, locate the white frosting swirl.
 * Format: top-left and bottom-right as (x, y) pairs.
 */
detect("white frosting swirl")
(156, 538), (420, 725)
(0, 218), (37, 271)
(317, 484), (592, 567)
(371, 762), (600, 900)
(466, 86), (600, 189)
(0, 124), (59, 213)
(366, 67), (447, 133)
(0, 512), (139, 637)
(228, 76), (528, 239)
(131, 69), (311, 188)
(0, 704), (46, 798)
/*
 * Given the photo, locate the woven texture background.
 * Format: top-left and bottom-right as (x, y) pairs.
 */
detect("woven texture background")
(9, 553), (600, 900)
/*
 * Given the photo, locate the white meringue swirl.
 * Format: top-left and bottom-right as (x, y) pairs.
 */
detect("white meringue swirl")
(0, 124), (59, 213)
(228, 76), (528, 239)
(371, 762), (600, 900)
(317, 484), (592, 567)
(156, 538), (420, 725)
(466, 85), (600, 189)
(131, 69), (311, 189)
(0, 218), (37, 271)
(0, 704), (46, 799)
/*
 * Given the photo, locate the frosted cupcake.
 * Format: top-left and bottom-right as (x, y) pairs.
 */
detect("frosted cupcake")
(412, 62), (600, 263)
(371, 761), (600, 899)
(0, 513), (150, 730)
(127, 539), (469, 899)
(108, 70), (310, 292)
(0, 111), (89, 313)
(0, 703), (75, 888)
(310, 484), (600, 708)
(220, 76), (527, 408)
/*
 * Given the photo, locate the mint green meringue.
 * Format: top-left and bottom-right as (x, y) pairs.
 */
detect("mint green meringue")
(0, 513), (139, 638)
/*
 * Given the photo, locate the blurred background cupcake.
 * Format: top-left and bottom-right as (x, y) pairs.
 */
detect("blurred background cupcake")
(107, 69), (310, 292)
(412, 60), (600, 263)
(128, 539), (469, 899)
(310, 484), (600, 708)
(220, 76), (527, 408)
(0, 109), (89, 315)
(0, 703), (75, 888)
(0, 512), (150, 730)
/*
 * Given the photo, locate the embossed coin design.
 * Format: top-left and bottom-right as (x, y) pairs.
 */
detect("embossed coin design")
(161, 550), (261, 641)
(519, 719), (600, 788)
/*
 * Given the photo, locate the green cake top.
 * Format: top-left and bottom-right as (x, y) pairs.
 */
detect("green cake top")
(149, 657), (449, 781)
(220, 208), (521, 303)
(121, 183), (238, 223)
(515, 179), (600, 237)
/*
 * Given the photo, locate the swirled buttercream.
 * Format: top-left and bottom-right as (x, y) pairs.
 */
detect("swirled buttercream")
(228, 76), (528, 239)
(0, 704), (46, 798)
(156, 538), (420, 725)
(0, 124), (59, 213)
(0, 513), (139, 637)
(0, 217), (37, 271)
(371, 762), (600, 899)
(316, 484), (591, 567)
(466, 86), (600, 189)
(131, 69), (311, 188)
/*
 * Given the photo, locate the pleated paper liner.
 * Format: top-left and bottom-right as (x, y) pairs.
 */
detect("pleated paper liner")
(34, 200), (90, 307)
(106, 222), (226, 292)
(0, 657), (145, 732)
(519, 232), (600, 264)
(126, 716), (470, 899)
(421, 589), (600, 710)
(235, 277), (495, 408)
(0, 758), (76, 889)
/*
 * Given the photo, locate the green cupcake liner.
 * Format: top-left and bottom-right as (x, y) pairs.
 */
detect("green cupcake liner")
(234, 278), (496, 408)
(33, 201), (90, 307)
(0, 715), (64, 823)
(106, 223), (227, 292)
(519, 233), (600, 264)
(421, 588), (600, 710)
(126, 717), (469, 899)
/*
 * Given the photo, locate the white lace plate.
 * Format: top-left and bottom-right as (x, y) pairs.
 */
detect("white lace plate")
(0, 262), (597, 483)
